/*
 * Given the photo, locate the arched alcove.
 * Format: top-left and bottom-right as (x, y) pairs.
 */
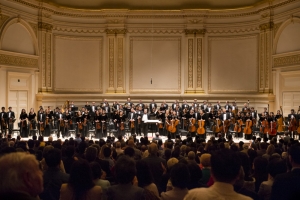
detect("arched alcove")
(276, 21), (300, 54)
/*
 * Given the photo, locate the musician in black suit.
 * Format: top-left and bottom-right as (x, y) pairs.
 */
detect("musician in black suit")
(200, 100), (208, 111)
(214, 101), (222, 111)
(242, 103), (249, 113)
(149, 99), (157, 111)
(171, 100), (178, 110)
(6, 107), (15, 135)
(128, 108), (137, 136)
(271, 144), (300, 200)
(37, 109), (46, 136)
(85, 102), (91, 112)
(220, 109), (231, 138)
(182, 100), (189, 111)
(19, 109), (28, 138)
(162, 100), (168, 110)
(136, 107), (143, 136)
(0, 107), (8, 136)
(137, 100), (145, 110)
(224, 101), (232, 112)
(124, 98), (133, 117)
(113, 101), (121, 111)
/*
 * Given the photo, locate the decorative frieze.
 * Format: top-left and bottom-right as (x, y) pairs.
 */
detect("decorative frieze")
(117, 37), (124, 90)
(0, 54), (38, 68)
(274, 54), (300, 67)
(185, 29), (206, 35)
(187, 38), (193, 88)
(259, 22), (274, 31)
(106, 29), (127, 35)
(196, 38), (202, 89)
(108, 38), (114, 88)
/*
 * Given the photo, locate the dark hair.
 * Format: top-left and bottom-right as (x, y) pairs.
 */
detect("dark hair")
(90, 162), (102, 180)
(136, 160), (154, 188)
(124, 147), (135, 157)
(45, 148), (62, 168)
(65, 146), (75, 158)
(115, 155), (136, 184)
(211, 149), (241, 183)
(85, 147), (97, 162)
(289, 144), (300, 164)
(68, 159), (95, 200)
(268, 159), (286, 178)
(103, 147), (111, 158)
(170, 163), (190, 189)
(187, 163), (202, 189)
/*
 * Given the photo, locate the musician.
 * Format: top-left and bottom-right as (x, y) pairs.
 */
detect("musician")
(137, 100), (145, 110)
(157, 109), (165, 136)
(168, 110), (179, 138)
(135, 106), (143, 136)
(62, 109), (72, 138)
(116, 110), (126, 136)
(172, 100), (179, 110)
(82, 109), (90, 137)
(180, 108), (188, 131)
(214, 110), (223, 137)
(102, 100), (110, 118)
(70, 101), (75, 108)
(263, 107), (269, 116)
(234, 112), (243, 138)
(113, 101), (121, 111)
(76, 111), (84, 135)
(68, 107), (75, 130)
(162, 100), (169, 110)
(200, 100), (208, 111)
(288, 109), (297, 138)
(159, 103), (167, 114)
(6, 107), (15, 135)
(57, 109), (64, 138)
(85, 102), (91, 112)
(37, 108), (45, 136)
(214, 101), (222, 112)
(268, 112), (277, 140)
(44, 109), (52, 137)
(232, 101), (238, 115)
(198, 109), (207, 139)
(0, 107), (8, 136)
(193, 99), (199, 109)
(205, 103), (213, 114)
(128, 108), (137, 136)
(141, 109), (150, 136)
(242, 103), (249, 113)
(53, 107), (60, 129)
(259, 112), (268, 138)
(149, 99), (157, 111)
(102, 99), (110, 108)
(90, 102), (97, 121)
(224, 101), (232, 112)
(187, 109), (197, 138)
(94, 110), (102, 138)
(28, 108), (36, 136)
(182, 100), (189, 111)
(125, 97), (133, 117)
(243, 112), (253, 140)
(100, 109), (108, 138)
(19, 109), (28, 138)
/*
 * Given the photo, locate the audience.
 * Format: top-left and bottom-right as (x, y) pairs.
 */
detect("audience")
(60, 159), (102, 200)
(0, 132), (298, 200)
(0, 152), (43, 200)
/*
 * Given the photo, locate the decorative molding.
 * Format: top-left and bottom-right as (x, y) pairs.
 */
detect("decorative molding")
(117, 37), (124, 91)
(259, 33), (265, 89)
(206, 27), (259, 34)
(127, 29), (184, 34)
(273, 22), (283, 38)
(188, 19), (202, 24)
(196, 38), (202, 89)
(0, 14), (10, 28)
(9, 0), (297, 19)
(108, 37), (115, 88)
(0, 53), (38, 68)
(107, 19), (124, 24)
(28, 22), (37, 37)
(187, 38), (193, 88)
(42, 32), (46, 87)
(259, 22), (274, 31)
(38, 22), (53, 32)
(273, 53), (300, 68)
(129, 37), (181, 93)
(53, 26), (105, 33)
(46, 33), (51, 88)
(265, 32), (270, 89)
(185, 29), (206, 35)
(106, 29), (127, 35)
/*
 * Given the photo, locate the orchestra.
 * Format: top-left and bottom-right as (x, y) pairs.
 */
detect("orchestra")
(0, 99), (299, 141)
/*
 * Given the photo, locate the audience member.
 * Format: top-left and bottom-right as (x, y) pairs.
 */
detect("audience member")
(90, 162), (111, 200)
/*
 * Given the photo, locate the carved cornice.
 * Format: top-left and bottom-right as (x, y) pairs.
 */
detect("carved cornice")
(53, 26), (105, 33)
(259, 22), (274, 31)
(127, 29), (184, 34)
(274, 54), (300, 68)
(206, 27), (259, 34)
(8, 0), (298, 19)
(0, 53), (38, 68)
(38, 22), (53, 31)
(185, 29), (206, 35)
(106, 29), (127, 35)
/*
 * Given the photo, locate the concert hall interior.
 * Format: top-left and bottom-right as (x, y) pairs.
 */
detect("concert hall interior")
(0, 0), (300, 140)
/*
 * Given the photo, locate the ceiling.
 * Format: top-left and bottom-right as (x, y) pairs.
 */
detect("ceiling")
(43, 0), (267, 10)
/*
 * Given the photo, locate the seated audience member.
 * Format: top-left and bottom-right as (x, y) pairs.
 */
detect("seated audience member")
(271, 144), (300, 200)
(184, 149), (252, 200)
(90, 162), (111, 200)
(199, 153), (211, 185)
(0, 152), (44, 200)
(258, 158), (286, 200)
(107, 155), (145, 200)
(40, 148), (69, 200)
(136, 160), (160, 198)
(60, 159), (102, 200)
(161, 163), (190, 200)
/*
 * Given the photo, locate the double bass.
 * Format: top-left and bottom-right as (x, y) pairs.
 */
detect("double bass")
(276, 107), (284, 133)
(260, 119), (270, 134)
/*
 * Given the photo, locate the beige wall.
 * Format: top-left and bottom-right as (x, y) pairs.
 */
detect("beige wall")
(0, 0), (300, 115)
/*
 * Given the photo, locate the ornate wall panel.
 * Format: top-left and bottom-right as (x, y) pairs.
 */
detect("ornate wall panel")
(196, 38), (203, 90)
(129, 37), (181, 93)
(107, 37), (115, 93)
(187, 38), (193, 88)
(53, 35), (103, 93)
(208, 35), (258, 93)
(0, 50), (38, 68)
(116, 37), (124, 93)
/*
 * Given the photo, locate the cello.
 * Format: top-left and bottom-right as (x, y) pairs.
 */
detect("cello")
(276, 107), (284, 133)
(243, 119), (252, 135)
(234, 119), (243, 133)
(189, 118), (196, 133)
(197, 119), (205, 135)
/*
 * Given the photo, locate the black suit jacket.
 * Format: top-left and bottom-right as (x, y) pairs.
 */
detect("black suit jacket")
(271, 168), (300, 200)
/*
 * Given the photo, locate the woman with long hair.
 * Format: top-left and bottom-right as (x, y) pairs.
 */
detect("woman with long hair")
(60, 159), (102, 200)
